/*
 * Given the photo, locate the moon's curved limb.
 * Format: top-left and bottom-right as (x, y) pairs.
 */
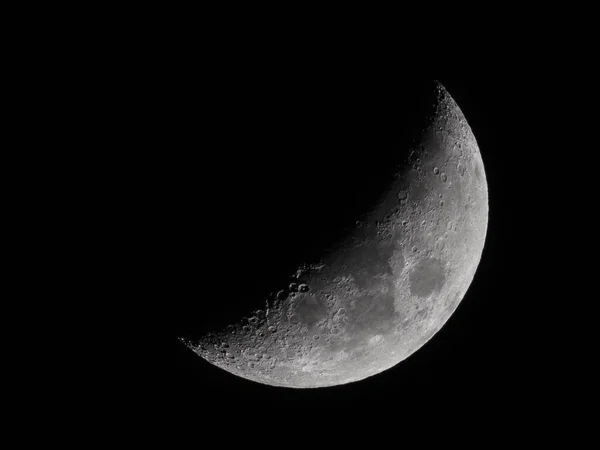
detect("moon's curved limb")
(182, 82), (488, 388)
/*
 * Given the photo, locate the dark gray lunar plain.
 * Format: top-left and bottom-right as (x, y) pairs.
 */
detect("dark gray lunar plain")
(182, 82), (488, 388)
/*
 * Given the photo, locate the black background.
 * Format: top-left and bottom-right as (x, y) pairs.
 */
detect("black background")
(129, 67), (566, 429)
(17, 10), (594, 443)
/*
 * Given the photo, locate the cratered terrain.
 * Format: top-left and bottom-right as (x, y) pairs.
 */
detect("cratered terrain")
(178, 80), (488, 388)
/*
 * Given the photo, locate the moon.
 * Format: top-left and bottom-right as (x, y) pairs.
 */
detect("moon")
(180, 81), (488, 388)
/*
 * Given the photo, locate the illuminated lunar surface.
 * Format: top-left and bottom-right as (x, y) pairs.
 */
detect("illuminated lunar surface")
(181, 82), (488, 388)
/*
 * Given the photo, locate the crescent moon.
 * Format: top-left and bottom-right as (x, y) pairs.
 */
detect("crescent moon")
(181, 81), (488, 388)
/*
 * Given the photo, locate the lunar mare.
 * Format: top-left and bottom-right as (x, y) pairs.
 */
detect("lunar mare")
(182, 82), (488, 388)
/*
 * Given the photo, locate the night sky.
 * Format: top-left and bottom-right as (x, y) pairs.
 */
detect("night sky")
(135, 73), (561, 426)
